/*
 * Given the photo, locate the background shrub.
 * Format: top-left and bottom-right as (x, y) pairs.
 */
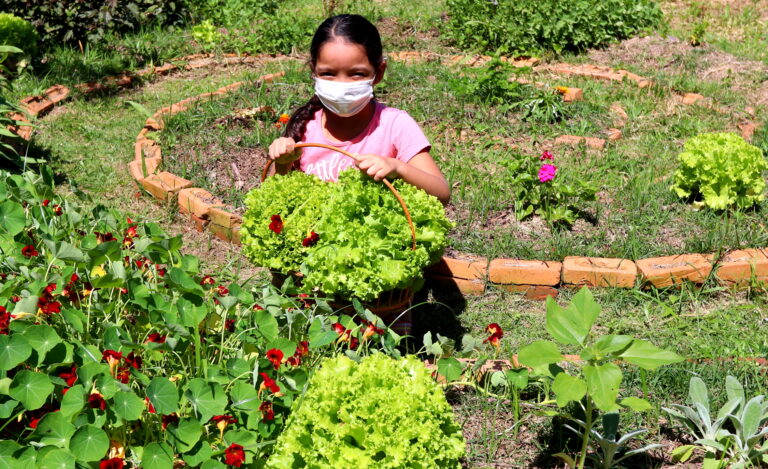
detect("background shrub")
(0, 13), (39, 65)
(443, 0), (664, 55)
(1, 0), (185, 44)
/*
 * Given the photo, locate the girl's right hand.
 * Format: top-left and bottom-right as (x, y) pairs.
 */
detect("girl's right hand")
(268, 137), (299, 165)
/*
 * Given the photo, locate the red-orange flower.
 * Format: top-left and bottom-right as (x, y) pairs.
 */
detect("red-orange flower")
(224, 443), (246, 467)
(268, 214), (283, 234)
(302, 231), (319, 247)
(278, 113), (290, 124)
(146, 333), (166, 344)
(145, 397), (156, 414)
(216, 285), (229, 296)
(258, 372), (280, 395)
(211, 414), (238, 437)
(21, 245), (39, 258)
(59, 365), (77, 387)
(200, 275), (216, 285)
(99, 457), (124, 469)
(88, 393), (107, 411)
(124, 352), (142, 370)
(161, 413), (178, 429)
(266, 348), (283, 370)
(483, 323), (504, 348)
(259, 401), (274, 421)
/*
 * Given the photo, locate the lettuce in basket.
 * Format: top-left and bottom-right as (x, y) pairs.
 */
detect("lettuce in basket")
(241, 170), (452, 301)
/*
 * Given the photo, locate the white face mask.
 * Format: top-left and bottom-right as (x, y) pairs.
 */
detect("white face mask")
(313, 77), (374, 117)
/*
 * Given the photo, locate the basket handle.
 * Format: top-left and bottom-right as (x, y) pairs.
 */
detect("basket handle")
(261, 142), (417, 251)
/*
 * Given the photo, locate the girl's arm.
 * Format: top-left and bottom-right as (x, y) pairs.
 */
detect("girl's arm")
(356, 152), (451, 205)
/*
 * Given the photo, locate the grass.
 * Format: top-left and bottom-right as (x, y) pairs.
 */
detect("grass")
(6, 0), (768, 466)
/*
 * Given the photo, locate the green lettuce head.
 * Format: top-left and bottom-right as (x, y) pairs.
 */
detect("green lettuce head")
(267, 353), (465, 468)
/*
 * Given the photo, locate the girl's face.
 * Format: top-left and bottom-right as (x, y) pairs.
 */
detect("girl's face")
(313, 39), (385, 84)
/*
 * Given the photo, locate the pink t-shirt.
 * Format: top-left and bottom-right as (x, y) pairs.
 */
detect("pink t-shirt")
(298, 101), (430, 182)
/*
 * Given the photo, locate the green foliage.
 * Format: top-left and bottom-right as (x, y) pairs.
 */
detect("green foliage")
(500, 150), (596, 227)
(664, 375), (768, 468)
(241, 170), (452, 301)
(517, 88), (572, 123)
(2, 0), (186, 44)
(671, 132), (768, 210)
(0, 13), (39, 71)
(444, 0), (664, 54)
(449, 57), (527, 112)
(191, 20), (220, 48)
(267, 353), (465, 468)
(185, 0), (279, 26)
(0, 45), (27, 165)
(0, 167), (403, 466)
(517, 287), (683, 469)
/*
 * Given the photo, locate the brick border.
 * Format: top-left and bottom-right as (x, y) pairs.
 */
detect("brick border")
(8, 51), (766, 298)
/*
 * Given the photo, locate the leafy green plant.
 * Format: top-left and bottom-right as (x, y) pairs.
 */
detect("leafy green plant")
(501, 150), (597, 227)
(0, 167), (405, 466)
(516, 287), (683, 469)
(191, 20), (221, 48)
(664, 375), (768, 468)
(3, 0), (186, 44)
(443, 0), (663, 55)
(449, 57), (527, 112)
(0, 13), (39, 72)
(186, 0), (279, 26)
(689, 21), (708, 46)
(671, 132), (768, 210)
(266, 353), (466, 468)
(241, 170), (452, 301)
(516, 88), (572, 123)
(563, 412), (662, 469)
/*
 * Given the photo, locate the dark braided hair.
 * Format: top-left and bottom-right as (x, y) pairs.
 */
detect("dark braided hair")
(283, 14), (384, 142)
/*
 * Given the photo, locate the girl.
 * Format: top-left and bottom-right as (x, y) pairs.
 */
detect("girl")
(267, 14), (451, 205)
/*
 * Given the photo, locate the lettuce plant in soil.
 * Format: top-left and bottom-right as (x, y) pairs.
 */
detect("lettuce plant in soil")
(240, 169), (452, 302)
(0, 168), (402, 467)
(266, 353), (465, 468)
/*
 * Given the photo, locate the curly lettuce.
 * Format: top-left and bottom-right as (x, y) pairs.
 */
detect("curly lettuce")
(241, 169), (453, 301)
(266, 354), (465, 469)
(672, 132), (767, 210)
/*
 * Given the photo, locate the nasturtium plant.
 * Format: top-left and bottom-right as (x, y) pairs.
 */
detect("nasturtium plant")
(241, 169), (453, 301)
(672, 132), (768, 210)
(267, 353), (466, 468)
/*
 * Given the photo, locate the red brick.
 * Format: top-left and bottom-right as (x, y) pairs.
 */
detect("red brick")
(426, 255), (488, 280)
(560, 87), (583, 102)
(555, 135), (606, 149)
(489, 259), (562, 286)
(140, 172), (192, 201)
(715, 249), (768, 285)
(190, 214), (208, 232)
(20, 95), (54, 117)
(44, 85), (70, 105)
(178, 188), (224, 218)
(738, 122), (761, 141)
(496, 283), (559, 300)
(208, 207), (243, 228)
(128, 157), (161, 181)
(427, 273), (485, 295)
(154, 64), (177, 75)
(605, 128), (622, 141)
(610, 102), (628, 127)
(75, 82), (107, 94)
(636, 254), (714, 288)
(260, 71), (286, 83)
(143, 142), (161, 160)
(681, 93), (705, 105)
(145, 118), (162, 131)
(136, 128), (151, 140)
(562, 256), (637, 288)
(208, 222), (240, 243)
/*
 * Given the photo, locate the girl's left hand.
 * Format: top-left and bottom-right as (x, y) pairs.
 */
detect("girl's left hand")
(355, 154), (402, 181)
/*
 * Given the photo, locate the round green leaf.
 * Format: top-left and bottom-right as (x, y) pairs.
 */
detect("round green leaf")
(167, 418), (203, 453)
(0, 440), (21, 469)
(32, 411), (75, 448)
(146, 377), (178, 415)
(201, 460), (226, 469)
(182, 441), (212, 467)
(436, 357), (463, 382)
(37, 448), (75, 469)
(584, 363), (622, 412)
(69, 425), (109, 462)
(0, 334), (31, 371)
(0, 201), (25, 236)
(620, 396), (652, 412)
(142, 442), (173, 469)
(21, 325), (61, 366)
(9, 370), (53, 410)
(59, 385), (85, 419)
(230, 381), (260, 411)
(113, 391), (145, 421)
(184, 379), (227, 422)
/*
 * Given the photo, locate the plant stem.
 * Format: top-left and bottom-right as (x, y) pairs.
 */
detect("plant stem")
(577, 397), (593, 469)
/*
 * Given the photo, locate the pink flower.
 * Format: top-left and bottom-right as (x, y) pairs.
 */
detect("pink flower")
(538, 164), (557, 183)
(540, 151), (554, 160)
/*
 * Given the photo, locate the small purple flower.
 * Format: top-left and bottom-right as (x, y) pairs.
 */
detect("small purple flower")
(538, 164), (557, 183)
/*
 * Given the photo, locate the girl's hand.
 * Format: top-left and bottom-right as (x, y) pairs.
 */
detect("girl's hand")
(355, 154), (402, 181)
(268, 137), (300, 165)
